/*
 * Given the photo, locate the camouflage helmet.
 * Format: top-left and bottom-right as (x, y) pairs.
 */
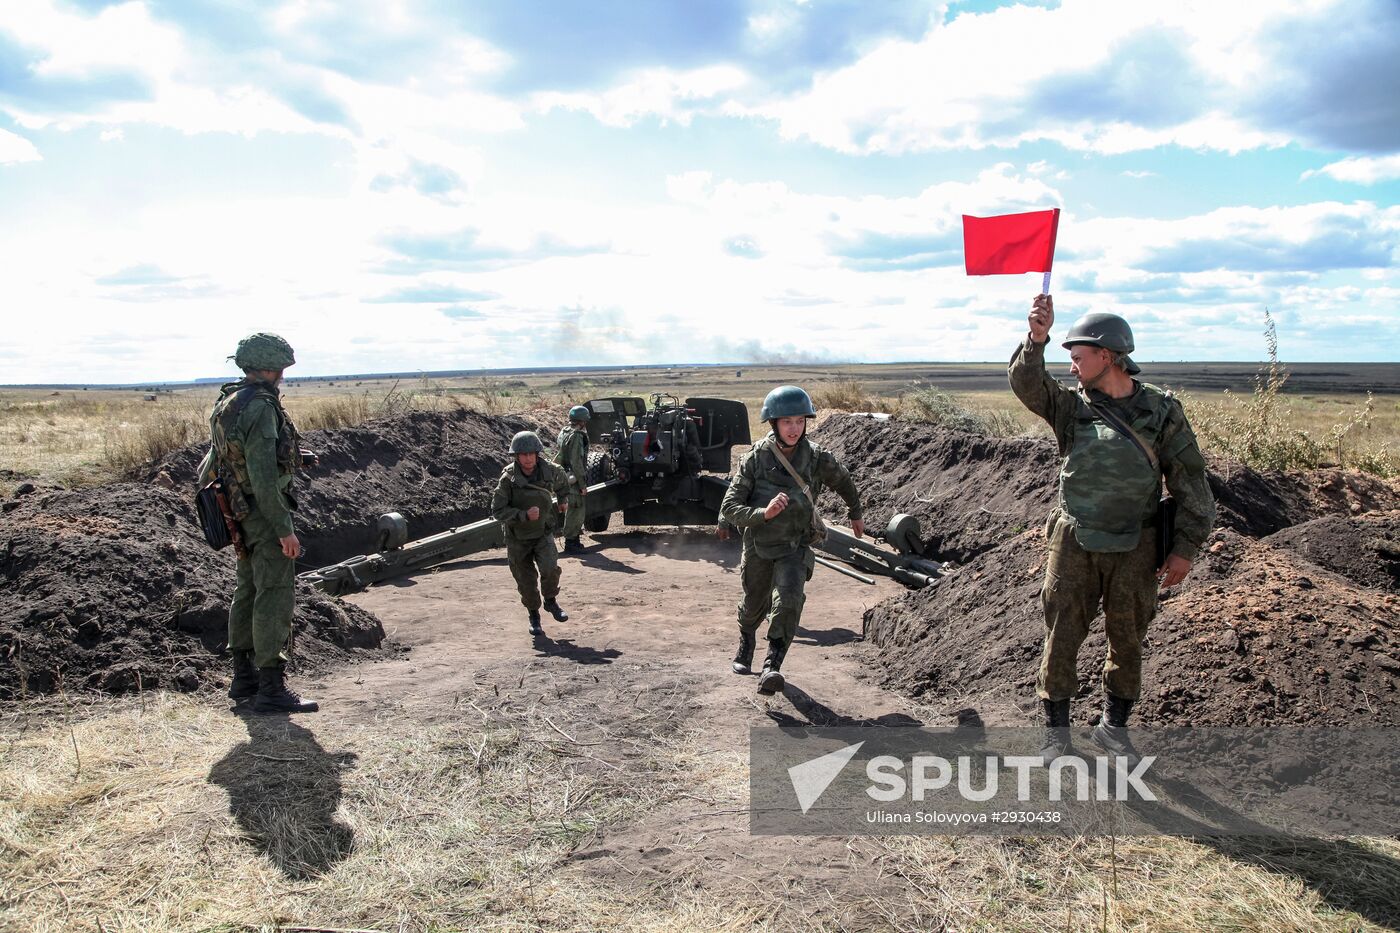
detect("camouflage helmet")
(1062, 313), (1140, 375)
(759, 385), (817, 421)
(568, 404), (591, 422)
(231, 333), (296, 371)
(509, 431), (544, 454)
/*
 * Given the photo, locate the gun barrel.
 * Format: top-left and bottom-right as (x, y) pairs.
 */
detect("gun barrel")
(813, 555), (876, 585)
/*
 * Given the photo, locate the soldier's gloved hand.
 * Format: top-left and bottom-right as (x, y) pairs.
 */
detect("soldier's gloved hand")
(763, 492), (789, 521)
(279, 532), (302, 559)
(1029, 293), (1054, 343)
(557, 502), (567, 513)
(1158, 554), (1192, 589)
(851, 519), (865, 538)
(527, 506), (541, 521)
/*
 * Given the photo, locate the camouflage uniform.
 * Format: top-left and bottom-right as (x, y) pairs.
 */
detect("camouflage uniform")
(198, 377), (301, 670)
(491, 459), (570, 611)
(1009, 335), (1216, 701)
(720, 433), (862, 646)
(555, 425), (589, 541)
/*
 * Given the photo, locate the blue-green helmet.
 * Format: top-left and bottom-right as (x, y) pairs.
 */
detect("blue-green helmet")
(569, 405), (591, 422)
(759, 385), (816, 421)
(509, 431), (544, 454)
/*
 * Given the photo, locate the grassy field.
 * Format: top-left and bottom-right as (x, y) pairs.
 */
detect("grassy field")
(5, 691), (1399, 932)
(2, 361), (1398, 494)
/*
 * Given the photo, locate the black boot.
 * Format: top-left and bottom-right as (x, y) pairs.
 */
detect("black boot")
(253, 666), (319, 714)
(1091, 694), (1142, 768)
(1038, 698), (1073, 763)
(543, 599), (569, 622)
(228, 649), (258, 704)
(732, 630), (756, 675)
(528, 609), (544, 636)
(757, 639), (790, 695)
(564, 537), (584, 554)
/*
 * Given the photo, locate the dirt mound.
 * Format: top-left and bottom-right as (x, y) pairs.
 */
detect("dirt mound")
(0, 484), (385, 699)
(154, 406), (568, 565)
(1263, 511), (1400, 593)
(865, 521), (1400, 726)
(813, 413), (1400, 561)
(5, 406), (572, 699)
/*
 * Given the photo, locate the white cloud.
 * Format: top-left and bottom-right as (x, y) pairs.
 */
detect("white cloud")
(1303, 154), (1400, 185)
(533, 65), (749, 127)
(0, 128), (41, 163)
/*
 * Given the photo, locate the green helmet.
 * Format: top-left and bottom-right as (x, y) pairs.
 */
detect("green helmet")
(231, 333), (296, 371)
(760, 385), (817, 421)
(1062, 313), (1140, 375)
(569, 405), (591, 422)
(509, 431), (544, 454)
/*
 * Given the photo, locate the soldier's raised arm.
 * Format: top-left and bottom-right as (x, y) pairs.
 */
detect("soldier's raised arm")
(1009, 293), (1077, 440)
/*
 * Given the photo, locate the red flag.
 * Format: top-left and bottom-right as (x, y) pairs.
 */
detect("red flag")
(962, 208), (1060, 276)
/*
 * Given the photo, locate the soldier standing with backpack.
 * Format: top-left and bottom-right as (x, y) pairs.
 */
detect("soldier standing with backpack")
(197, 333), (318, 714)
(720, 386), (864, 695)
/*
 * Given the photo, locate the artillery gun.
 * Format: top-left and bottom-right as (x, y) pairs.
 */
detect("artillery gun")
(298, 394), (947, 595)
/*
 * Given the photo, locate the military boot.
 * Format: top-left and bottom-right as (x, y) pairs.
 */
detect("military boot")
(543, 599), (569, 622)
(1091, 695), (1142, 769)
(228, 649), (258, 704)
(564, 537), (584, 554)
(1038, 698), (1073, 763)
(757, 639), (790, 695)
(253, 666), (319, 714)
(732, 630), (756, 675)
(528, 610), (544, 636)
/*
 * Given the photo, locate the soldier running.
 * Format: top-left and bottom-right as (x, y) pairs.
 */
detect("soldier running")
(720, 386), (864, 695)
(555, 405), (591, 554)
(197, 333), (319, 714)
(492, 431), (572, 636)
(1010, 294), (1215, 762)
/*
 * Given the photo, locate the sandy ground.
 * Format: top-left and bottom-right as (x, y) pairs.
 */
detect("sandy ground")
(338, 527), (944, 904)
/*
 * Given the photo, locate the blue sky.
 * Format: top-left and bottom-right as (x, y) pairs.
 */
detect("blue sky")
(0, 0), (1396, 382)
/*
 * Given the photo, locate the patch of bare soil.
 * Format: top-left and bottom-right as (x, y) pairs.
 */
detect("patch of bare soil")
(0, 484), (384, 698)
(811, 413), (1400, 562)
(2, 407), (570, 699)
(332, 529), (933, 922)
(827, 407), (1400, 727)
(154, 406), (568, 565)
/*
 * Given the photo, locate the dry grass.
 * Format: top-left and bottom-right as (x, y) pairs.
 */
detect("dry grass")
(0, 690), (762, 933)
(4, 690), (1398, 931)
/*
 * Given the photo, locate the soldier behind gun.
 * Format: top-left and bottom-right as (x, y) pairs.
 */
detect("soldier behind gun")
(555, 405), (591, 554)
(196, 333), (319, 714)
(492, 431), (572, 636)
(1009, 295), (1215, 763)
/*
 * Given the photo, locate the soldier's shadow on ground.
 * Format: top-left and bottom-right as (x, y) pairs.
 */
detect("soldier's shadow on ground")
(793, 624), (861, 647)
(531, 631), (622, 665)
(592, 530), (740, 570)
(208, 710), (356, 880)
(574, 548), (646, 575)
(766, 683), (923, 728)
(1117, 772), (1400, 929)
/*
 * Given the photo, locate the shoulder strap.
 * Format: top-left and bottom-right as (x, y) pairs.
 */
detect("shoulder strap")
(769, 444), (818, 510)
(1083, 394), (1158, 471)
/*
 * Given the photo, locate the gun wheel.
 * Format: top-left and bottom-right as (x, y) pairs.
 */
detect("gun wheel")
(584, 451), (615, 533)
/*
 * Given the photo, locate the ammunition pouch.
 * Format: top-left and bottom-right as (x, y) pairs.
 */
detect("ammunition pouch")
(196, 478), (245, 557)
